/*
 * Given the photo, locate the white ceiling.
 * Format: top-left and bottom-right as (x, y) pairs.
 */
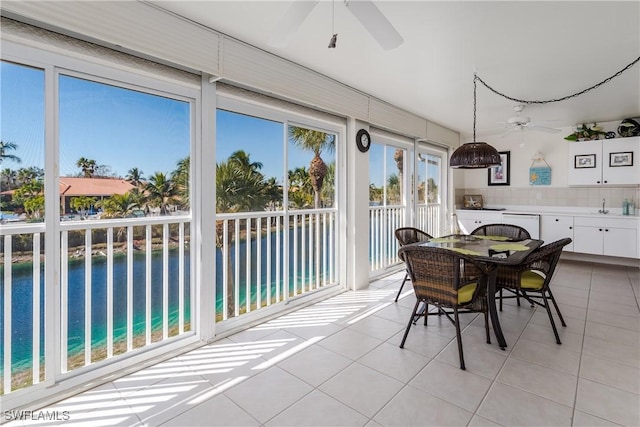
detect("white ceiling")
(152, 1), (640, 137)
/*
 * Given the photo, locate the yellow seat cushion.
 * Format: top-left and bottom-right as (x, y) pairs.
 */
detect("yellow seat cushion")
(521, 270), (546, 290)
(458, 283), (477, 304)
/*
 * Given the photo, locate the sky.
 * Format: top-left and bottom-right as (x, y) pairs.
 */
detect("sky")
(1, 60), (434, 191)
(1, 61), (329, 184)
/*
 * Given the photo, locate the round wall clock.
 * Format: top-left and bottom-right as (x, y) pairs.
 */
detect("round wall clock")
(356, 128), (371, 153)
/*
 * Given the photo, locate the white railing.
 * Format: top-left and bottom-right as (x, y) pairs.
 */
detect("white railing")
(216, 208), (337, 321)
(368, 203), (441, 274)
(1, 208), (338, 395)
(369, 205), (405, 273)
(416, 203), (441, 237)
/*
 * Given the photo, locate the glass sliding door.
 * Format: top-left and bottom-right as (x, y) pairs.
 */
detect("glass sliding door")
(415, 144), (447, 237)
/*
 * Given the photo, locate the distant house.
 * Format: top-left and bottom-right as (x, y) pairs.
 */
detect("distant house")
(59, 177), (135, 214)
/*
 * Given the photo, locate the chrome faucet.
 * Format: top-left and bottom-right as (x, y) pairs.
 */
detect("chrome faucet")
(598, 198), (609, 214)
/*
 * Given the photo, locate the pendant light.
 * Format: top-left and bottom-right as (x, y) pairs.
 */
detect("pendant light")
(450, 74), (501, 169)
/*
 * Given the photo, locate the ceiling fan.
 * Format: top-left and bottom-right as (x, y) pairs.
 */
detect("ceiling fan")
(269, 1), (404, 50)
(494, 104), (561, 138)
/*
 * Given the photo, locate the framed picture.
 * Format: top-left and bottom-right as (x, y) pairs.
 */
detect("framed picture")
(463, 194), (484, 209)
(609, 151), (633, 167)
(574, 154), (596, 168)
(488, 151), (510, 186)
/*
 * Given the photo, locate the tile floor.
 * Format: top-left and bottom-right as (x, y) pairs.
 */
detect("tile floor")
(10, 260), (640, 426)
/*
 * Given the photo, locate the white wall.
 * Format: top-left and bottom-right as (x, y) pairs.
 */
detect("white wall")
(454, 120), (640, 210)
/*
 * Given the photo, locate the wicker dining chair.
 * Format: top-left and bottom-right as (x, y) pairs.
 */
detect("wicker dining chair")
(470, 223), (531, 241)
(394, 227), (433, 302)
(471, 223), (531, 306)
(495, 238), (572, 344)
(398, 244), (490, 370)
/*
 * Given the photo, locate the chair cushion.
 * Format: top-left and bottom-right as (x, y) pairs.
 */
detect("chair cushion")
(521, 270), (546, 290)
(458, 283), (477, 304)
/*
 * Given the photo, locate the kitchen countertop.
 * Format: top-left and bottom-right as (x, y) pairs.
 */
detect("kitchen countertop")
(457, 205), (640, 218)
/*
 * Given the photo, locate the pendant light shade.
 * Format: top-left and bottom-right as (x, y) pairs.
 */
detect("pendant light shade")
(450, 142), (501, 169)
(450, 74), (501, 169)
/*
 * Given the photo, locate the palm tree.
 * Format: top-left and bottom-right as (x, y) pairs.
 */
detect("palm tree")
(228, 150), (263, 173)
(145, 172), (177, 215)
(288, 127), (335, 209)
(387, 173), (401, 205)
(0, 141), (21, 164)
(393, 148), (404, 203)
(287, 167), (312, 208)
(76, 157), (97, 178)
(99, 193), (139, 218)
(125, 167), (144, 187)
(171, 157), (189, 210)
(216, 154), (270, 318)
(1, 168), (17, 190)
(70, 196), (97, 218)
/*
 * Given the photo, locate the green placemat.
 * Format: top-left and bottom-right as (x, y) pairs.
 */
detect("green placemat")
(474, 235), (510, 241)
(448, 247), (482, 256)
(490, 243), (530, 251)
(430, 237), (460, 243)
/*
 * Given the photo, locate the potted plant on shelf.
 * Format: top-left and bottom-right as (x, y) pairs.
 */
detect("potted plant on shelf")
(564, 123), (606, 141)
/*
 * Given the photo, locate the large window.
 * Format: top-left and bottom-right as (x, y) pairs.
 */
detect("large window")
(1, 61), (46, 395)
(215, 108), (339, 322)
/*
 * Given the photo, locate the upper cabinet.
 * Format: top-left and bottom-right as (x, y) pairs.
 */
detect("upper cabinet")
(568, 136), (640, 186)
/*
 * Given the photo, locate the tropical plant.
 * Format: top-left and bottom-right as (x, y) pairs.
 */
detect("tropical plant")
(145, 172), (177, 215)
(288, 126), (335, 209)
(171, 157), (189, 210)
(386, 173), (401, 205)
(287, 166), (312, 208)
(216, 152), (270, 318)
(125, 167), (145, 187)
(16, 167), (44, 186)
(70, 196), (97, 218)
(263, 177), (283, 211)
(13, 179), (44, 218)
(76, 157), (97, 178)
(0, 141), (21, 164)
(99, 192), (139, 218)
(1, 168), (17, 190)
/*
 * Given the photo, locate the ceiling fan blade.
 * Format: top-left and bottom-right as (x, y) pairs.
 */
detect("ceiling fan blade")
(269, 1), (319, 47)
(527, 124), (561, 133)
(344, 0), (404, 50)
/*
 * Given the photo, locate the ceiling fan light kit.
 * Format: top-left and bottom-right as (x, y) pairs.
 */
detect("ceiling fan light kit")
(270, 0), (403, 50)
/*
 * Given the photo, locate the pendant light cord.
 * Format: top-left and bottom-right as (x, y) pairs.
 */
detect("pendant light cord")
(474, 56), (640, 105)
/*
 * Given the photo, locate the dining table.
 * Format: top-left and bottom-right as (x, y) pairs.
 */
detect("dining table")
(421, 234), (544, 349)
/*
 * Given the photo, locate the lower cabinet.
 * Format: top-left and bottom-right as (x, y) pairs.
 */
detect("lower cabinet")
(540, 215), (574, 251)
(572, 216), (638, 258)
(455, 211), (502, 234)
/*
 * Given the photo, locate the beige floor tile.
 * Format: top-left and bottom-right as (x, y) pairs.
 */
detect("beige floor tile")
(319, 362), (405, 417)
(160, 393), (259, 426)
(224, 366), (313, 423)
(585, 321), (640, 347)
(468, 415), (503, 426)
(587, 308), (640, 332)
(435, 341), (507, 380)
(347, 312), (407, 341)
(572, 410), (623, 426)
(264, 390), (369, 427)
(477, 382), (573, 426)
(582, 335), (640, 368)
(521, 321), (584, 352)
(496, 357), (578, 407)
(317, 328), (383, 360)
(373, 385), (474, 426)
(511, 338), (581, 375)
(580, 354), (640, 394)
(277, 344), (352, 387)
(409, 360), (492, 412)
(575, 378), (640, 427)
(357, 341), (431, 384)
(388, 326), (454, 358)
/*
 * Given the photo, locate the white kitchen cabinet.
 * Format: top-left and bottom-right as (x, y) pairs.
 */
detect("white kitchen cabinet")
(455, 210), (502, 234)
(540, 215), (574, 251)
(568, 137), (640, 186)
(572, 216), (638, 258)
